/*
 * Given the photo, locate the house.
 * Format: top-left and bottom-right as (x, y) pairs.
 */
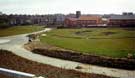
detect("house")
(55, 14), (65, 25)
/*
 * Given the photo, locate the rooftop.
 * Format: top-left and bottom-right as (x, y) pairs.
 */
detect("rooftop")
(66, 15), (101, 21)
(78, 15), (101, 20)
(110, 15), (135, 20)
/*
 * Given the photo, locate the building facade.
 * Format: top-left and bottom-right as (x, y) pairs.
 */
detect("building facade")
(108, 15), (135, 27)
(1, 11), (135, 27)
(77, 15), (102, 27)
(0, 14), (66, 27)
(64, 18), (77, 27)
(64, 11), (102, 27)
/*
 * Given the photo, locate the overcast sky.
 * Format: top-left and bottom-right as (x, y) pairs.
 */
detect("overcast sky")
(0, 0), (135, 15)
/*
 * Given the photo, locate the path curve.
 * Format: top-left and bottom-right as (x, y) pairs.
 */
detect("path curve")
(0, 28), (135, 78)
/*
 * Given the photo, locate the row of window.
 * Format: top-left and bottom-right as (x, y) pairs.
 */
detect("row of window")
(78, 20), (97, 24)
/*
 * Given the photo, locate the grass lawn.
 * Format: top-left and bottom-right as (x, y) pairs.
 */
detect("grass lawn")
(0, 25), (44, 37)
(40, 27), (135, 58)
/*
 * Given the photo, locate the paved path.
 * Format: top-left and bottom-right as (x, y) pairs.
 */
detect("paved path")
(0, 28), (135, 78)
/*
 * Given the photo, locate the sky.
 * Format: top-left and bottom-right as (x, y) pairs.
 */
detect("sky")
(0, 0), (135, 15)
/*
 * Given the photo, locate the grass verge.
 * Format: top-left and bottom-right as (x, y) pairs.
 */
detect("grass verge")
(0, 25), (44, 37)
(40, 28), (135, 58)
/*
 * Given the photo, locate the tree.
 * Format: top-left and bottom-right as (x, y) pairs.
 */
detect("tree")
(0, 15), (9, 28)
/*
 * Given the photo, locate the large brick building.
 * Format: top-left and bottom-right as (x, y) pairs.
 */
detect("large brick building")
(108, 15), (135, 27)
(65, 12), (135, 27)
(77, 15), (102, 27)
(64, 18), (77, 27)
(64, 11), (102, 27)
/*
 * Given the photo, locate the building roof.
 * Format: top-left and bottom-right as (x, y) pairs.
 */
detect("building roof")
(66, 15), (101, 21)
(110, 15), (135, 20)
(78, 15), (101, 21)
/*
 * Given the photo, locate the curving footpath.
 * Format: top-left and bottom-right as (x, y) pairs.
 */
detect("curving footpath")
(0, 28), (135, 78)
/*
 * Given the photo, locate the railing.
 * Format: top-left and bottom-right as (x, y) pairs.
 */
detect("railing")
(0, 68), (44, 78)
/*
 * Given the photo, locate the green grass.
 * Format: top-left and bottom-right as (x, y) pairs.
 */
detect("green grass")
(40, 28), (135, 58)
(0, 25), (44, 37)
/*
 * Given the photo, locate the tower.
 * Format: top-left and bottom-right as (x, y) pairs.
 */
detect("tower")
(76, 11), (81, 18)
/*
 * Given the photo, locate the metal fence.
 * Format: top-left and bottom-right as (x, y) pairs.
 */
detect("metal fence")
(0, 68), (44, 78)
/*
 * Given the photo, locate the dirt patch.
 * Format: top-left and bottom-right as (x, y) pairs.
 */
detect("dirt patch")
(123, 28), (135, 31)
(24, 41), (66, 51)
(0, 74), (13, 78)
(0, 50), (112, 78)
(102, 32), (117, 36)
(75, 30), (92, 35)
(32, 49), (135, 70)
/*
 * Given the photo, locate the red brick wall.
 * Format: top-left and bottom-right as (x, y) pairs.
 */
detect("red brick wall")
(64, 19), (77, 27)
(108, 19), (135, 26)
(64, 17), (102, 27)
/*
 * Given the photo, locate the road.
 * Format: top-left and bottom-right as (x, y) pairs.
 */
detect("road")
(0, 28), (135, 78)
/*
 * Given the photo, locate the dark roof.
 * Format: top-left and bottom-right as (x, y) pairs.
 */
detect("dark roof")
(110, 15), (135, 20)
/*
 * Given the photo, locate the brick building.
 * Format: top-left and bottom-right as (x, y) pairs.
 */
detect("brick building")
(77, 15), (102, 27)
(64, 18), (77, 27)
(64, 11), (102, 27)
(108, 15), (135, 27)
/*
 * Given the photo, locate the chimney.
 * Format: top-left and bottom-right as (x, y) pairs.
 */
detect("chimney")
(123, 12), (133, 15)
(76, 11), (81, 18)
(123, 12), (128, 15)
(128, 12), (133, 15)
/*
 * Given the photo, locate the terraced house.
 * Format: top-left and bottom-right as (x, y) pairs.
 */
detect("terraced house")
(0, 13), (65, 27)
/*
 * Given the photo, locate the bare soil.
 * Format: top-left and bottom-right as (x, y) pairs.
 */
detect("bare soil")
(0, 74), (13, 78)
(102, 32), (117, 36)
